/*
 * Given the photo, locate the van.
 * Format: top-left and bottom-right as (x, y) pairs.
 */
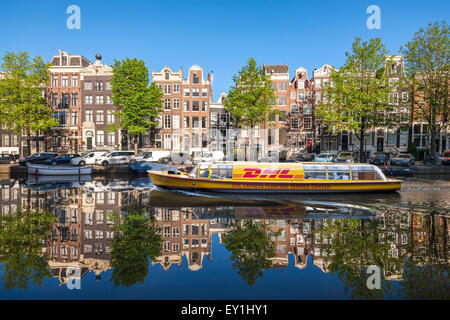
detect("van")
(96, 151), (135, 166)
(132, 150), (171, 162)
(193, 151), (225, 163)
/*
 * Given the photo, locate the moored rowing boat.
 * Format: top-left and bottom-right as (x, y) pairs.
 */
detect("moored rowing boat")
(27, 163), (92, 175)
(148, 162), (401, 193)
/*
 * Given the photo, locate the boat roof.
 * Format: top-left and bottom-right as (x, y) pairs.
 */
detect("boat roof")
(199, 161), (378, 167)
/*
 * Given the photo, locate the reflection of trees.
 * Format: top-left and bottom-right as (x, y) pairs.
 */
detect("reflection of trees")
(315, 219), (399, 299)
(0, 207), (55, 290)
(223, 220), (278, 286)
(400, 214), (449, 299)
(110, 208), (162, 288)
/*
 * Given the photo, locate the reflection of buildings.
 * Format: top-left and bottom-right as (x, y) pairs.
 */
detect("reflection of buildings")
(0, 181), (448, 287)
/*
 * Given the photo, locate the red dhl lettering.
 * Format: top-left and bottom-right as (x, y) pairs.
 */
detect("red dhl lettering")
(242, 168), (294, 179)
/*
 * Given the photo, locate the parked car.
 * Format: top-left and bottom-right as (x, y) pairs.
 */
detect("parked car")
(132, 150), (171, 162)
(193, 151), (225, 164)
(369, 152), (391, 166)
(441, 149), (450, 165)
(71, 151), (108, 166)
(334, 151), (354, 163)
(44, 153), (81, 166)
(158, 152), (192, 165)
(96, 151), (135, 166)
(390, 152), (415, 167)
(290, 153), (315, 162)
(0, 154), (18, 164)
(19, 153), (59, 165)
(314, 152), (336, 162)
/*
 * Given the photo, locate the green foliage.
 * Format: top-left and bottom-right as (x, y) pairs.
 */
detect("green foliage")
(407, 143), (418, 160)
(223, 58), (278, 129)
(223, 220), (278, 286)
(315, 38), (396, 161)
(110, 209), (162, 288)
(314, 219), (398, 299)
(110, 58), (163, 153)
(400, 21), (450, 155)
(0, 207), (56, 290)
(0, 51), (58, 139)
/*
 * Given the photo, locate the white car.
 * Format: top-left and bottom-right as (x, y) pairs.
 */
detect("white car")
(193, 151), (225, 163)
(132, 150), (171, 162)
(71, 151), (108, 166)
(96, 151), (135, 166)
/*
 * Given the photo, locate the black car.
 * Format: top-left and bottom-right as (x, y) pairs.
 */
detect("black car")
(19, 153), (59, 165)
(44, 153), (81, 165)
(370, 153), (391, 166)
(0, 154), (18, 164)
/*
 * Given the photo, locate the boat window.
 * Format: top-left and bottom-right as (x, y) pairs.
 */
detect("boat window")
(351, 165), (383, 180)
(327, 165), (350, 180)
(189, 164), (200, 178)
(303, 165), (326, 180)
(198, 163), (210, 178)
(210, 164), (233, 179)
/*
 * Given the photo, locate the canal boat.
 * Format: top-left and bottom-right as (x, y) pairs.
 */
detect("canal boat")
(148, 162), (401, 193)
(27, 162), (92, 175)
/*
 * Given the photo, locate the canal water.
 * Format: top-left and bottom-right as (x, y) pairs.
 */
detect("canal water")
(0, 174), (448, 300)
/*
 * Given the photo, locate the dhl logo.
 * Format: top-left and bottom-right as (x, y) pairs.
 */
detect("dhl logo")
(241, 168), (294, 179)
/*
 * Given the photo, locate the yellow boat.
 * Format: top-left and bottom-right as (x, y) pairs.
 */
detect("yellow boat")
(148, 162), (402, 193)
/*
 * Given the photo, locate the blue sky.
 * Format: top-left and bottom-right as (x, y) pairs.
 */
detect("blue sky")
(0, 0), (448, 100)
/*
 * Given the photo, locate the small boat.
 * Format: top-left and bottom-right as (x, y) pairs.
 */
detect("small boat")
(382, 166), (415, 176)
(27, 162), (92, 175)
(148, 162), (402, 193)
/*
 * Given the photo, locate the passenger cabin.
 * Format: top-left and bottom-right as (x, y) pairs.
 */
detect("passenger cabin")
(188, 163), (387, 181)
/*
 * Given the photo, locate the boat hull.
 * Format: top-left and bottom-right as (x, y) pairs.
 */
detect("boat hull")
(27, 163), (92, 175)
(148, 171), (401, 193)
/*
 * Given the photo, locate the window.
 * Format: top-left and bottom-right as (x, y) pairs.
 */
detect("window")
(303, 103), (312, 115)
(61, 93), (69, 108)
(298, 92), (305, 101)
(71, 93), (78, 106)
(315, 79), (321, 89)
(184, 116), (190, 128)
(96, 131), (104, 146)
(279, 95), (286, 106)
(184, 88), (190, 97)
(315, 92), (321, 104)
(61, 76), (68, 87)
(52, 75), (58, 87)
(304, 117), (312, 130)
(107, 110), (115, 123)
(279, 82), (287, 91)
(192, 101), (199, 112)
(201, 101), (207, 112)
(105, 81), (111, 90)
(291, 104), (299, 114)
(95, 81), (103, 91)
(164, 115), (171, 128)
(173, 84), (180, 93)
(202, 88), (208, 97)
(173, 98), (180, 109)
(95, 95), (104, 104)
(173, 133), (180, 150)
(402, 92), (408, 102)
(84, 81), (92, 90)
(193, 76), (200, 84)
(271, 82), (276, 90)
(85, 95), (93, 104)
(106, 95), (112, 104)
(173, 115), (180, 129)
(71, 112), (78, 126)
(96, 111), (104, 123)
(164, 84), (171, 95)
(183, 101), (190, 111)
(164, 134), (171, 149)
(52, 94), (58, 107)
(164, 98), (171, 110)
(202, 116), (208, 128)
(303, 165), (327, 180)
(85, 110), (93, 122)
(192, 117), (199, 128)
(279, 111), (286, 122)
(307, 91), (313, 99)
(292, 118), (299, 129)
(192, 88), (200, 97)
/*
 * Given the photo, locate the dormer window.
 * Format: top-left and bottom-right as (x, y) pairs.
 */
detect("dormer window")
(192, 74), (200, 84)
(61, 55), (68, 66)
(165, 72), (169, 80)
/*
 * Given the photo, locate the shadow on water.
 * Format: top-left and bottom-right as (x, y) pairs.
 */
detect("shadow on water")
(0, 176), (448, 299)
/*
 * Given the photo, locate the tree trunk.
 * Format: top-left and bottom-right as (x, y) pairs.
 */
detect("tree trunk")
(359, 125), (365, 163)
(35, 131), (40, 153)
(26, 130), (31, 157)
(134, 135), (138, 156)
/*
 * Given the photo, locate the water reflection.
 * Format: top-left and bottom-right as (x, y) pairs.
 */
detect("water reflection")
(0, 176), (448, 299)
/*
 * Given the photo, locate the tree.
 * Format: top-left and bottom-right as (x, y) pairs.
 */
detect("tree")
(400, 21), (450, 160)
(316, 38), (397, 162)
(223, 58), (278, 161)
(110, 209), (162, 288)
(222, 220), (278, 286)
(0, 52), (58, 156)
(0, 207), (55, 290)
(110, 58), (163, 155)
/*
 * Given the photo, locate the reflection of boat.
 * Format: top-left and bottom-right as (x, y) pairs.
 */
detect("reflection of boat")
(128, 161), (168, 173)
(148, 189), (377, 219)
(79, 180), (134, 192)
(149, 162), (402, 193)
(27, 163), (92, 175)
(129, 178), (154, 190)
(24, 175), (92, 190)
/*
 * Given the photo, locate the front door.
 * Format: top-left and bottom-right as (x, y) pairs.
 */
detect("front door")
(377, 137), (384, 152)
(341, 135), (348, 150)
(87, 137), (92, 150)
